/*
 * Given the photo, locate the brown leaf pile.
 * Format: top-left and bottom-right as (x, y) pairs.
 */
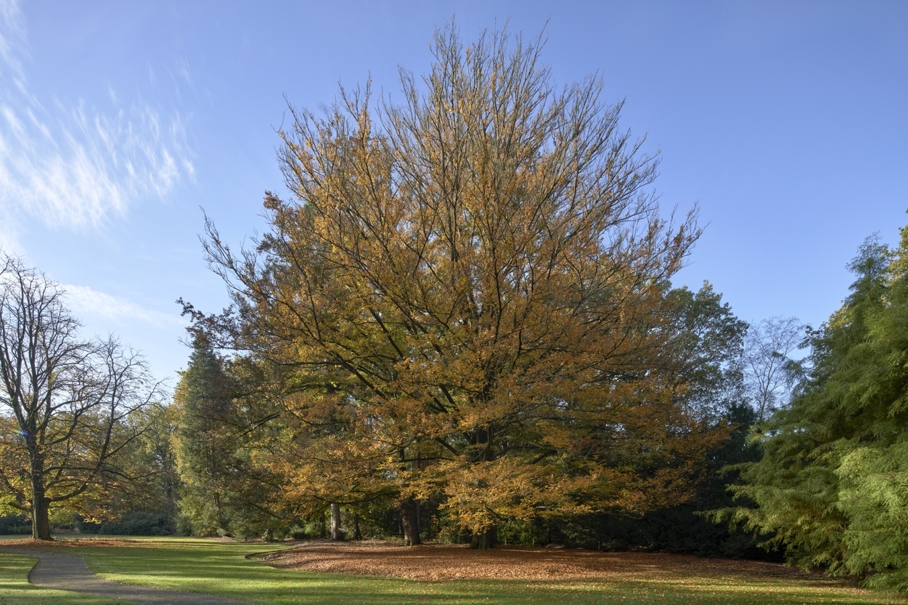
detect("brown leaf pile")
(258, 541), (812, 582)
(0, 537), (827, 585)
(0, 538), (137, 548)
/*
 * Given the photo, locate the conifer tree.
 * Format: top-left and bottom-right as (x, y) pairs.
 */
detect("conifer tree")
(174, 337), (239, 535)
(730, 230), (908, 589)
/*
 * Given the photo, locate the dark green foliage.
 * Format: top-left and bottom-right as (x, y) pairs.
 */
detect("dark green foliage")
(617, 285), (763, 557)
(130, 407), (182, 523)
(174, 338), (287, 539)
(0, 513), (31, 535)
(175, 338), (245, 536)
(532, 285), (766, 558)
(76, 405), (182, 529)
(663, 282), (748, 421)
(497, 518), (548, 547)
(77, 511), (172, 536)
(549, 402), (768, 557)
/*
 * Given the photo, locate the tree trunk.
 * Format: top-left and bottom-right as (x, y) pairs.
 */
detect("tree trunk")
(213, 490), (225, 534)
(468, 426), (496, 549)
(470, 525), (497, 550)
(30, 450), (52, 540)
(400, 498), (421, 546)
(353, 511), (362, 540)
(330, 503), (343, 540)
(31, 491), (51, 540)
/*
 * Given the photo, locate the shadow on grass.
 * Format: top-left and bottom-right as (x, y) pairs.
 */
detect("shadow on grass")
(13, 539), (906, 605)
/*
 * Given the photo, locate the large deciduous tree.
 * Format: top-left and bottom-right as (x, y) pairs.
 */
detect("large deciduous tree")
(0, 255), (159, 540)
(198, 25), (721, 548)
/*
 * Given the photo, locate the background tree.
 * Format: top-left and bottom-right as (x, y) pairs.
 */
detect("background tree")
(197, 24), (727, 548)
(173, 336), (281, 537)
(174, 337), (237, 535)
(744, 316), (805, 421)
(73, 404), (182, 534)
(662, 282), (748, 419)
(550, 282), (759, 554)
(0, 254), (159, 540)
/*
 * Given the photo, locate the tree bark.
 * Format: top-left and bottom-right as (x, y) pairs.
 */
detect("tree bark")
(30, 461), (52, 540)
(400, 498), (421, 546)
(213, 490), (226, 535)
(31, 490), (51, 540)
(330, 502), (343, 540)
(470, 525), (497, 550)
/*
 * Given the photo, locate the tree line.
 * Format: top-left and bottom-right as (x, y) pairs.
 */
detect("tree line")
(1, 22), (905, 591)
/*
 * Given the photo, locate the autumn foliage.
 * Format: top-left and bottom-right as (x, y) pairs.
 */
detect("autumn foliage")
(197, 25), (727, 547)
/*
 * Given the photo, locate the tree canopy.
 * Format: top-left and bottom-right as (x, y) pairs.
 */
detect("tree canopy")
(193, 24), (729, 548)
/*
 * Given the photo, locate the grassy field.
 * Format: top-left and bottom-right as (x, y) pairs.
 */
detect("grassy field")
(1, 536), (907, 604)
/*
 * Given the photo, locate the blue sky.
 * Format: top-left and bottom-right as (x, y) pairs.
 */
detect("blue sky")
(1, 0), (906, 383)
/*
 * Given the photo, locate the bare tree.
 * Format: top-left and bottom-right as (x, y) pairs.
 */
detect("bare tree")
(0, 254), (160, 540)
(744, 316), (805, 421)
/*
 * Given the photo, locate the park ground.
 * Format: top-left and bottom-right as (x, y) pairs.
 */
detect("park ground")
(1, 536), (906, 604)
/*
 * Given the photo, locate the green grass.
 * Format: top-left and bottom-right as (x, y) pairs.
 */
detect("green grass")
(3, 537), (908, 604)
(0, 551), (122, 605)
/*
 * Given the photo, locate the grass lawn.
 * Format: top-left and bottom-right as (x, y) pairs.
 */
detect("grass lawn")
(2, 536), (907, 604)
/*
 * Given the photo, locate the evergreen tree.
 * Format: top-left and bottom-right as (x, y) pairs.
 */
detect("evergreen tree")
(730, 231), (908, 589)
(174, 337), (240, 536)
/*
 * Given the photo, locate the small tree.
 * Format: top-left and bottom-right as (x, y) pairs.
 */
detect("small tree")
(0, 254), (159, 540)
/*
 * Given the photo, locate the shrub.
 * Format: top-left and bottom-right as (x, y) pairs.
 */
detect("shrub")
(0, 514), (31, 535)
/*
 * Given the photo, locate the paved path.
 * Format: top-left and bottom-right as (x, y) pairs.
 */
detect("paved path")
(0, 547), (253, 604)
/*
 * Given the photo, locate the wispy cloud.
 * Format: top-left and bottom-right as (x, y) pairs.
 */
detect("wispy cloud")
(0, 0), (25, 90)
(0, 0), (194, 250)
(64, 284), (186, 330)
